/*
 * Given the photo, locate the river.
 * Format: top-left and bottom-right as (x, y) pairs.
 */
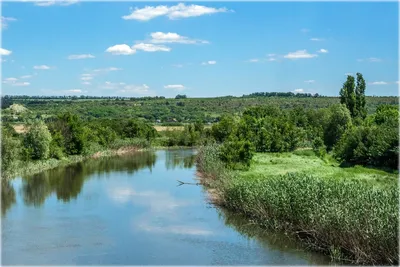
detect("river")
(2, 149), (330, 265)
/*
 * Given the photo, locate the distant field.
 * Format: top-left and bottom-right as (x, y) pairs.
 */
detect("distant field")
(12, 124), (210, 133)
(3, 95), (397, 124)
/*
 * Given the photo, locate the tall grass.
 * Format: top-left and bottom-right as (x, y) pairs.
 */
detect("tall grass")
(196, 145), (399, 265)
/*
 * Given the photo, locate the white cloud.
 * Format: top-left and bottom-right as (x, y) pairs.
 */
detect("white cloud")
(122, 3), (230, 21)
(172, 64), (184, 68)
(149, 32), (208, 44)
(293, 88), (305, 93)
(3, 77), (18, 83)
(100, 82), (152, 95)
(118, 84), (151, 95)
(164, 84), (185, 91)
(0, 48), (12, 56)
(132, 43), (171, 52)
(34, 0), (79, 6)
(105, 44), (136, 55)
(20, 75), (33, 79)
(201, 60), (216, 65)
(267, 58), (277, 62)
(247, 58), (259, 63)
(34, 65), (51, 70)
(67, 54), (95, 60)
(304, 80), (315, 83)
(81, 76), (93, 81)
(3, 77), (30, 87)
(93, 67), (122, 72)
(82, 82), (91, 85)
(66, 89), (82, 93)
(310, 38), (324, 41)
(345, 73), (353, 76)
(369, 81), (388, 85)
(358, 57), (382, 62)
(1, 16), (17, 29)
(284, 50), (317, 59)
(317, 49), (328, 53)
(267, 53), (276, 57)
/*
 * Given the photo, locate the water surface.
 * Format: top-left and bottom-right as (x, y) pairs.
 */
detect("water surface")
(2, 149), (330, 265)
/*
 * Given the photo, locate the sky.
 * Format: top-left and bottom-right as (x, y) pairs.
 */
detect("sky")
(1, 1), (399, 97)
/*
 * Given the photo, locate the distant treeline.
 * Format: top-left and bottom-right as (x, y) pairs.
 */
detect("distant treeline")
(242, 92), (321, 98)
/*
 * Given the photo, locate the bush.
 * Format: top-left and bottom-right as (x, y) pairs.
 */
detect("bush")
(334, 125), (398, 169)
(219, 137), (255, 170)
(23, 120), (52, 160)
(324, 104), (352, 150)
(1, 130), (21, 174)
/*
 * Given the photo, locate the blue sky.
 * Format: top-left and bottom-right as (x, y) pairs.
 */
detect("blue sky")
(1, 1), (398, 97)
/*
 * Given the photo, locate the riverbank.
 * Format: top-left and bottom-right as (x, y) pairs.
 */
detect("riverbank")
(196, 145), (399, 265)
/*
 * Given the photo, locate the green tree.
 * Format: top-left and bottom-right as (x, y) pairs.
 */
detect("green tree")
(355, 73), (367, 119)
(324, 104), (352, 150)
(24, 120), (52, 160)
(1, 130), (21, 174)
(340, 75), (357, 118)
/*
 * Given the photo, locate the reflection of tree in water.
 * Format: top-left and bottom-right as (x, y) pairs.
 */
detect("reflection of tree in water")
(165, 150), (196, 170)
(2, 180), (16, 216)
(216, 207), (330, 265)
(20, 151), (157, 207)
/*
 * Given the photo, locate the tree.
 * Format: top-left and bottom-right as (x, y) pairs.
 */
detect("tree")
(323, 104), (352, 150)
(340, 75), (357, 118)
(355, 73), (367, 119)
(1, 130), (21, 174)
(24, 120), (52, 160)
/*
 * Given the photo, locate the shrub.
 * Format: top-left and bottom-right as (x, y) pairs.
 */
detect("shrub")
(24, 120), (52, 160)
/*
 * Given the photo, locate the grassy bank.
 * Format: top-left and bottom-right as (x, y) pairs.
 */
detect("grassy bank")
(196, 145), (399, 265)
(2, 138), (151, 180)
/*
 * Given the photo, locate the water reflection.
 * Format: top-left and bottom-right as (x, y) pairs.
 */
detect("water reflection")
(217, 207), (331, 265)
(2, 150), (199, 215)
(1, 180), (16, 216)
(165, 149), (196, 170)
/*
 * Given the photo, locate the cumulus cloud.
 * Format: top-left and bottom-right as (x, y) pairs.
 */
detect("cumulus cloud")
(105, 44), (136, 55)
(34, 65), (51, 70)
(100, 82), (152, 95)
(1, 16), (17, 29)
(132, 43), (171, 52)
(34, 0), (79, 6)
(164, 84), (185, 91)
(118, 84), (151, 95)
(310, 38), (324, 41)
(317, 49), (328, 53)
(201, 60), (216, 65)
(0, 48), (12, 56)
(284, 50), (317, 59)
(149, 32), (208, 44)
(67, 54), (95, 60)
(292, 88), (305, 93)
(93, 67), (122, 72)
(358, 57), (382, 62)
(122, 3), (230, 21)
(66, 89), (82, 93)
(3, 77), (30, 87)
(345, 73), (353, 76)
(247, 58), (259, 63)
(304, 80), (315, 83)
(20, 75), (33, 79)
(369, 81), (388, 85)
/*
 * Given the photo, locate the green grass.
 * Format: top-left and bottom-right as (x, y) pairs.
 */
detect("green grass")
(196, 145), (399, 265)
(238, 150), (397, 186)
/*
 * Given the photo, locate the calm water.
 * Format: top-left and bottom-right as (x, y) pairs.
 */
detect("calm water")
(2, 149), (330, 265)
